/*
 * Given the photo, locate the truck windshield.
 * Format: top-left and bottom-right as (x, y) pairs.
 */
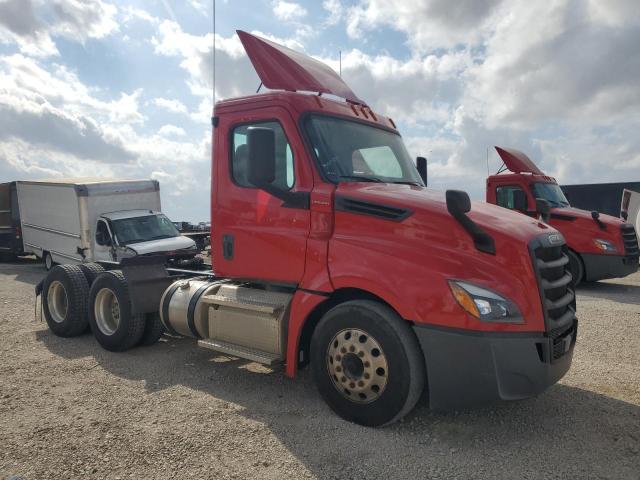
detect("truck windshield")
(304, 115), (424, 186)
(110, 214), (180, 245)
(532, 182), (570, 208)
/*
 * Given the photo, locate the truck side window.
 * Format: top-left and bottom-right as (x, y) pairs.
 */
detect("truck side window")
(496, 186), (525, 210)
(96, 220), (111, 246)
(231, 121), (294, 190)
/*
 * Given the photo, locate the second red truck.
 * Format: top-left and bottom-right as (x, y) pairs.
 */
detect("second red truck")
(487, 147), (639, 285)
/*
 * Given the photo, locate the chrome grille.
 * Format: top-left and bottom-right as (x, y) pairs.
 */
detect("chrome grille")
(529, 234), (577, 360)
(621, 224), (639, 258)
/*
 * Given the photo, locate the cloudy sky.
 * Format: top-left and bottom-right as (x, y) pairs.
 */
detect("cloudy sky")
(1, 0), (639, 221)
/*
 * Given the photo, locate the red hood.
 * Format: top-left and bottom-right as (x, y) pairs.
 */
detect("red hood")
(337, 183), (553, 244)
(553, 206), (626, 226)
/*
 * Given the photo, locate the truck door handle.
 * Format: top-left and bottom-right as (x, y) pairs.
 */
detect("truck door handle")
(222, 234), (234, 260)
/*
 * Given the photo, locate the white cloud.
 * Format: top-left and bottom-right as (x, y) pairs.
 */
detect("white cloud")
(273, 1), (308, 21)
(153, 97), (188, 114)
(323, 0), (344, 25)
(158, 124), (186, 137)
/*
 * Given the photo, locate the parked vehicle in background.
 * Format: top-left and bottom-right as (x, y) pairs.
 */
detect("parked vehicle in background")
(487, 147), (639, 285)
(17, 179), (197, 269)
(0, 182), (24, 261)
(561, 181), (640, 217)
(621, 189), (640, 236)
(38, 31), (578, 427)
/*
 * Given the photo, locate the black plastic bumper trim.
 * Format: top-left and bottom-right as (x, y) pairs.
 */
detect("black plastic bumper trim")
(412, 322), (575, 411)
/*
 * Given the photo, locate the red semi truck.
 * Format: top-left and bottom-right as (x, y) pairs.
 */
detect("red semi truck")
(37, 31), (577, 426)
(487, 147), (639, 285)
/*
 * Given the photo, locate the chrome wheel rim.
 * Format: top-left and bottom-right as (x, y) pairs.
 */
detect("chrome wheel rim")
(47, 281), (68, 323)
(45, 254), (53, 270)
(94, 288), (120, 336)
(326, 328), (389, 403)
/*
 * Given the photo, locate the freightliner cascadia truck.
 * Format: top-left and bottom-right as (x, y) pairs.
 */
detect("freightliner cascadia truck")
(487, 147), (639, 286)
(36, 31), (578, 427)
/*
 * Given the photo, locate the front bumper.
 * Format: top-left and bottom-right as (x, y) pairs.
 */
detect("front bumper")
(582, 253), (639, 281)
(413, 322), (576, 411)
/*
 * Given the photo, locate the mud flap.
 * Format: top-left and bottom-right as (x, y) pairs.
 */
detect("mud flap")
(120, 256), (175, 315)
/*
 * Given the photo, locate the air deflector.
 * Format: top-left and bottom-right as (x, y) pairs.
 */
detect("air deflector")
(237, 30), (365, 105)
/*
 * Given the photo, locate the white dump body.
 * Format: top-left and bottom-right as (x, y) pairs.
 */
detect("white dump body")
(17, 179), (161, 264)
(622, 189), (640, 233)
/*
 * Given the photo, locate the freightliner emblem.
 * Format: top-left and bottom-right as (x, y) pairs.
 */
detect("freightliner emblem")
(548, 233), (563, 245)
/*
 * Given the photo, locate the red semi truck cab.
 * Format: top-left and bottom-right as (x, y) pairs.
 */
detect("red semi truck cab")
(487, 147), (639, 285)
(38, 31), (578, 426)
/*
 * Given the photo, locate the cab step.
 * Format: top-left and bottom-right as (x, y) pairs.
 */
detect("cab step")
(197, 338), (282, 366)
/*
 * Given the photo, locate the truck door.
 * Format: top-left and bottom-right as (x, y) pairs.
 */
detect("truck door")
(213, 110), (311, 284)
(93, 219), (115, 262)
(495, 184), (531, 213)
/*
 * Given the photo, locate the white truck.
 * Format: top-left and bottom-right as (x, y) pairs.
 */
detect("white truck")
(17, 179), (197, 269)
(621, 189), (640, 235)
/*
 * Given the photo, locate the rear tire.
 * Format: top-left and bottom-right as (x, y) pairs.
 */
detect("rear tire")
(79, 263), (106, 287)
(567, 250), (584, 287)
(139, 312), (165, 346)
(88, 270), (145, 352)
(44, 252), (54, 271)
(42, 265), (90, 337)
(310, 300), (426, 427)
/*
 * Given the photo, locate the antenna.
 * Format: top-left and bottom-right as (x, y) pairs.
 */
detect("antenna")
(339, 50), (342, 77)
(486, 147), (489, 176)
(212, 0), (216, 106)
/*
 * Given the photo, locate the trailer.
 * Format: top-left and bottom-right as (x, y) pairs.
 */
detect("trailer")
(561, 181), (640, 217)
(38, 32), (578, 427)
(17, 179), (197, 269)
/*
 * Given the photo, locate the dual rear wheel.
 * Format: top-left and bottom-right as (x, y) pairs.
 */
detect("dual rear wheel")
(42, 265), (165, 349)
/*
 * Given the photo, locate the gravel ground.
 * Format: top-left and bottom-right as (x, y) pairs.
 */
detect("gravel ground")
(1, 258), (639, 480)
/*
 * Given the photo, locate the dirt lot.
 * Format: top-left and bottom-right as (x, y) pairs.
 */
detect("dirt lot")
(0, 259), (639, 480)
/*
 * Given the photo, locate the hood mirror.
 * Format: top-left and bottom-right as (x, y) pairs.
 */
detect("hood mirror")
(446, 190), (471, 216)
(591, 210), (606, 230)
(416, 157), (427, 186)
(535, 198), (551, 223)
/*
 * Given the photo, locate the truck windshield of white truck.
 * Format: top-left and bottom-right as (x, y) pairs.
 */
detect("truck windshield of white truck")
(532, 182), (571, 208)
(304, 115), (424, 186)
(110, 213), (180, 245)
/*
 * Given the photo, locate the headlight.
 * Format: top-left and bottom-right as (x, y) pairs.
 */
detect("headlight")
(448, 280), (523, 323)
(593, 239), (617, 253)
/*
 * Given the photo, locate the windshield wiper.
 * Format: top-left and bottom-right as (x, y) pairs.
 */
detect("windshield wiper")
(337, 175), (383, 183)
(390, 181), (423, 187)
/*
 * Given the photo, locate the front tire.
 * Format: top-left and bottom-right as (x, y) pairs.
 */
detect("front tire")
(88, 271), (145, 352)
(567, 250), (584, 287)
(44, 252), (54, 271)
(42, 265), (90, 337)
(310, 300), (426, 427)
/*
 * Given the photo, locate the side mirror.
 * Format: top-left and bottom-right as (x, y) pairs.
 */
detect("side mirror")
(416, 156), (427, 186)
(247, 127), (276, 188)
(446, 190), (471, 216)
(512, 190), (528, 212)
(536, 198), (551, 223)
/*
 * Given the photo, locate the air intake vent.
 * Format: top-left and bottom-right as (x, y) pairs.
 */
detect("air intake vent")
(335, 196), (412, 222)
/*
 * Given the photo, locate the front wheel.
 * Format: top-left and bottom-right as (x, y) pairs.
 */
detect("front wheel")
(567, 250), (584, 287)
(310, 300), (426, 427)
(44, 252), (54, 271)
